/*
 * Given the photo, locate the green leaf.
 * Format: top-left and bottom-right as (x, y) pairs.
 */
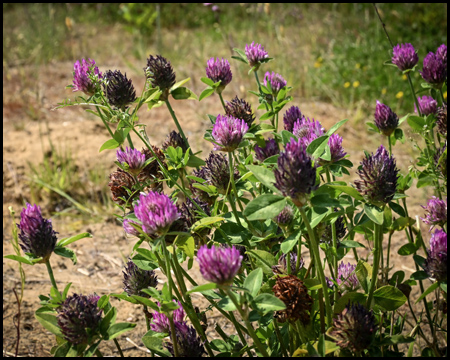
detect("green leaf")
(326, 184), (364, 201)
(53, 341), (72, 357)
(333, 292), (367, 314)
(176, 235), (195, 258)
(247, 249), (276, 275)
(99, 138), (120, 152)
(232, 48), (248, 62)
(142, 332), (172, 357)
(35, 308), (62, 337)
(306, 135), (329, 158)
(244, 268), (263, 298)
(186, 154), (206, 168)
(310, 193), (340, 208)
(57, 232), (92, 247)
(105, 322), (136, 340)
(259, 110), (275, 121)
(355, 260), (372, 293)
(326, 119), (348, 136)
(407, 115), (426, 132)
(170, 77), (191, 91)
(410, 271), (429, 281)
(186, 282), (218, 295)
(110, 293), (140, 304)
(389, 201), (406, 217)
(85, 340), (102, 357)
(3, 254), (34, 265)
(398, 243), (417, 256)
(250, 293), (286, 314)
(191, 216), (224, 232)
(415, 282), (439, 304)
(245, 165), (278, 193)
(199, 87), (215, 101)
(280, 130), (296, 145)
(394, 128), (405, 144)
(373, 285), (407, 311)
(440, 283), (447, 293)
(340, 240), (366, 248)
(243, 194), (287, 221)
(130, 295), (159, 310)
(99, 307), (117, 337)
(53, 246), (77, 265)
(364, 203), (384, 225)
(171, 87), (198, 100)
(200, 77), (215, 86)
(281, 232), (301, 254)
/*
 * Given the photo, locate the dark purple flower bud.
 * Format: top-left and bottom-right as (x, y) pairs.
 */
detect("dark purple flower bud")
(420, 52), (447, 89)
(123, 219), (142, 237)
(415, 95), (438, 116)
(274, 205), (295, 227)
(134, 191), (180, 237)
(283, 106), (303, 132)
(436, 44), (447, 67)
(292, 117), (325, 143)
(325, 133), (347, 163)
(165, 321), (206, 357)
(144, 55), (176, 94)
(421, 196), (447, 230)
(123, 259), (158, 297)
(263, 71), (287, 95)
(206, 57), (232, 93)
(117, 147), (147, 176)
(72, 58), (102, 96)
(391, 43), (419, 71)
(17, 203), (58, 263)
(272, 252), (304, 276)
(108, 168), (138, 206)
(329, 303), (377, 354)
(354, 145), (399, 207)
(274, 138), (318, 207)
(102, 70), (137, 110)
(326, 262), (360, 292)
(254, 138), (279, 161)
(320, 212), (347, 246)
(197, 245), (243, 285)
(424, 229), (447, 282)
(162, 131), (188, 153)
(225, 96), (255, 127)
(434, 143), (447, 177)
(211, 114), (249, 152)
(245, 42), (269, 70)
(57, 294), (103, 346)
(138, 146), (167, 192)
(151, 300), (186, 333)
(436, 102), (447, 136)
(374, 101), (399, 136)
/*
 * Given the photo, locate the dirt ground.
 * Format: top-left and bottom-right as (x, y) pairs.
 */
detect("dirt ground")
(3, 60), (438, 357)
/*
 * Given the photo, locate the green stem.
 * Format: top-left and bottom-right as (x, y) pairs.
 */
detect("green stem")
(407, 74), (422, 117)
(273, 318), (289, 357)
(144, 306), (150, 331)
(386, 232), (393, 283)
(168, 314), (180, 357)
(113, 339), (124, 357)
(367, 221), (383, 307)
(326, 168), (339, 306)
(388, 133), (393, 156)
(299, 207), (333, 327)
(95, 105), (114, 138)
(164, 99), (192, 154)
(218, 93), (227, 113)
(227, 152), (242, 227)
(225, 288), (269, 357)
(126, 133), (134, 149)
(45, 260), (58, 291)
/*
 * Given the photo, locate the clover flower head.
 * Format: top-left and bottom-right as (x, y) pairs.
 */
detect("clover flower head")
(327, 262), (359, 292)
(57, 294), (103, 346)
(17, 203), (58, 263)
(72, 58), (102, 96)
(320, 211), (347, 246)
(274, 138), (318, 207)
(420, 51), (447, 89)
(162, 131), (188, 153)
(292, 117), (325, 144)
(436, 44), (447, 67)
(424, 229), (447, 282)
(283, 106), (303, 132)
(102, 70), (137, 110)
(272, 252), (304, 276)
(197, 245), (243, 285)
(212, 114), (249, 152)
(326, 133), (347, 163)
(415, 95), (438, 116)
(144, 55), (176, 95)
(123, 259), (158, 297)
(123, 219), (141, 237)
(225, 96), (255, 126)
(391, 43), (419, 71)
(263, 71), (287, 95)
(274, 205), (295, 227)
(151, 300), (186, 333)
(134, 191), (180, 236)
(116, 147), (147, 176)
(245, 42), (269, 69)
(421, 196), (447, 230)
(436, 102), (447, 136)
(137, 146), (166, 191)
(374, 100), (399, 136)
(254, 138), (279, 161)
(330, 303), (377, 354)
(165, 321), (206, 357)
(206, 57), (232, 92)
(354, 145), (399, 207)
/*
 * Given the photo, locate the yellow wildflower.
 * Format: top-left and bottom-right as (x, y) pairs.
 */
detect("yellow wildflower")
(344, 82), (351, 88)
(396, 91), (404, 99)
(381, 88), (387, 95)
(353, 81), (360, 88)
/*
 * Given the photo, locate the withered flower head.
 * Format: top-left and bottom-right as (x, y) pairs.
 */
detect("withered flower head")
(108, 168), (138, 206)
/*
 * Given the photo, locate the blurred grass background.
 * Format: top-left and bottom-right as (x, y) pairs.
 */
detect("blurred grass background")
(3, 3), (447, 115)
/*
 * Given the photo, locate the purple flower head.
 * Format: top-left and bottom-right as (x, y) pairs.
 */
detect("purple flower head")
(144, 55), (176, 93)
(420, 52), (447, 89)
(151, 300), (186, 333)
(325, 133), (347, 164)
(274, 205), (295, 227)
(436, 44), (447, 67)
(197, 245), (243, 285)
(272, 252), (304, 276)
(436, 102), (447, 136)
(415, 95), (438, 116)
(374, 101), (399, 136)
(212, 114), (249, 152)
(206, 57), (232, 93)
(254, 138), (280, 161)
(274, 138), (318, 207)
(421, 196), (447, 230)
(292, 117), (325, 144)
(245, 42), (269, 70)
(354, 145), (399, 207)
(123, 259), (158, 297)
(424, 229), (447, 282)
(72, 58), (102, 96)
(165, 321), (206, 357)
(116, 147), (147, 176)
(134, 191), (180, 236)
(327, 262), (359, 292)
(225, 96), (255, 126)
(391, 43), (419, 71)
(283, 106), (303, 132)
(17, 203), (58, 263)
(162, 131), (188, 153)
(123, 219), (141, 237)
(263, 71), (287, 95)
(103, 70), (137, 110)
(57, 294), (103, 346)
